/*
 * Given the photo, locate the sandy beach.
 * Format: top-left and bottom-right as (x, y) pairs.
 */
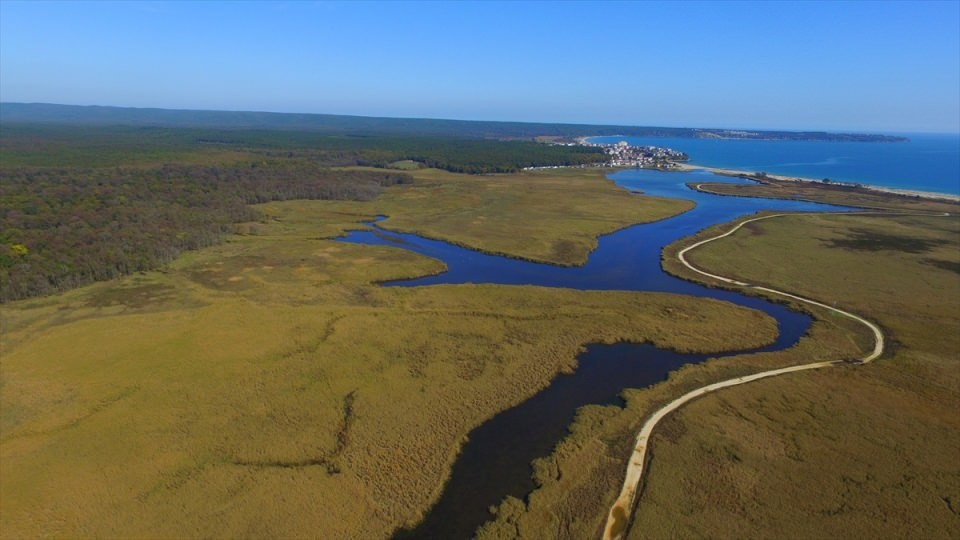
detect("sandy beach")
(675, 162), (960, 202)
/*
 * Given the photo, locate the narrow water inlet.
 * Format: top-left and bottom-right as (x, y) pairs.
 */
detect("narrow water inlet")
(337, 168), (847, 539)
(392, 344), (710, 539)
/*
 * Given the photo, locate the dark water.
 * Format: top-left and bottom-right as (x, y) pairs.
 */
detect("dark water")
(337, 168), (847, 539)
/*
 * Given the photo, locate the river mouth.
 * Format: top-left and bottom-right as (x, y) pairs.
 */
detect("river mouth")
(337, 168), (847, 539)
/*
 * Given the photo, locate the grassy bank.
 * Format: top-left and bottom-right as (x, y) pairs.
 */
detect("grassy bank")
(1, 173), (757, 538)
(365, 167), (693, 266)
(638, 211), (960, 539)
(478, 192), (959, 538)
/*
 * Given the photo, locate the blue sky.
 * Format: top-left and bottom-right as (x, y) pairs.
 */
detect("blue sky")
(1, 0), (958, 133)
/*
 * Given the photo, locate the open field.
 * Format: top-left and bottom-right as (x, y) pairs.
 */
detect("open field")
(478, 195), (960, 539)
(1, 173), (760, 538)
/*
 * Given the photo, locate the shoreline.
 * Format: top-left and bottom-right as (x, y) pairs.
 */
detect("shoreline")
(579, 135), (959, 202)
(674, 162), (960, 202)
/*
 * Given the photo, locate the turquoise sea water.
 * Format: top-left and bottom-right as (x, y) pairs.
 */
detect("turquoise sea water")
(588, 133), (960, 196)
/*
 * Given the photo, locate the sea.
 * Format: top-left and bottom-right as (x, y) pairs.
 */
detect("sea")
(587, 133), (960, 196)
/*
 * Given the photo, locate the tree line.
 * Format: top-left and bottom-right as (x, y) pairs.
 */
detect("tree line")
(183, 132), (611, 173)
(1, 124), (611, 302)
(1, 123), (608, 172)
(0, 162), (410, 302)
(2, 103), (908, 142)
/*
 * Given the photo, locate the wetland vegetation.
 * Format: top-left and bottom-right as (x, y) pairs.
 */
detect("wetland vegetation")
(1, 117), (957, 540)
(1, 122), (743, 538)
(0, 186), (771, 539)
(477, 183), (959, 539)
(643, 210), (960, 539)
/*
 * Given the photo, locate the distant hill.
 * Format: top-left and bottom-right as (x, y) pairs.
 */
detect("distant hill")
(0, 103), (906, 142)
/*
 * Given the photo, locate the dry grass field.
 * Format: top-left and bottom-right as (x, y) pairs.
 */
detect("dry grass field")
(478, 197), (960, 539)
(1, 170), (768, 538)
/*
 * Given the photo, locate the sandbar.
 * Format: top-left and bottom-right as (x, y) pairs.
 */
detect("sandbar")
(675, 163), (960, 202)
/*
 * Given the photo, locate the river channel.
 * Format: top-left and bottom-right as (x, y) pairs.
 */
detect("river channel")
(337, 168), (846, 539)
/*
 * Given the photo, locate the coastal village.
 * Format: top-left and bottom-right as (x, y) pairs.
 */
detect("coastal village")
(525, 139), (689, 170)
(591, 140), (689, 168)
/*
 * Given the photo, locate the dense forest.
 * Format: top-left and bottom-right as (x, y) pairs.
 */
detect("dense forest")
(0, 162), (409, 302)
(1, 123), (607, 172)
(0, 122), (612, 301)
(242, 134), (607, 173)
(0, 103), (907, 142)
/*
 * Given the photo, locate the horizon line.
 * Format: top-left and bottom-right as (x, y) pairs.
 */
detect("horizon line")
(2, 101), (958, 136)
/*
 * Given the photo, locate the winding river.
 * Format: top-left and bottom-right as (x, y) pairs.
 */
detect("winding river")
(337, 168), (846, 539)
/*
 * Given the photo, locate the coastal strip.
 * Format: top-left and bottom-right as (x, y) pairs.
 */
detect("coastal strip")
(573, 137), (958, 202)
(676, 163), (960, 202)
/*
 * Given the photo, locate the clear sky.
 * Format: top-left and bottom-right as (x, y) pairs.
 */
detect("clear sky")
(1, 0), (958, 133)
